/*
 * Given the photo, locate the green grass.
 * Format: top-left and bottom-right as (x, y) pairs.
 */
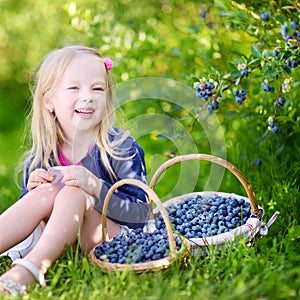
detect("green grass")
(1, 233), (299, 300)
(0, 125), (300, 300)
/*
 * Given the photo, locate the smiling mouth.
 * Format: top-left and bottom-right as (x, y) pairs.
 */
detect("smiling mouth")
(75, 108), (94, 115)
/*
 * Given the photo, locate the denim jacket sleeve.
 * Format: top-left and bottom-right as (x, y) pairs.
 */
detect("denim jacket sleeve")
(81, 139), (150, 229)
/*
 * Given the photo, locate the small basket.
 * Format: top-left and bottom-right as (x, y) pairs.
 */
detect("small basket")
(149, 154), (267, 255)
(88, 178), (190, 273)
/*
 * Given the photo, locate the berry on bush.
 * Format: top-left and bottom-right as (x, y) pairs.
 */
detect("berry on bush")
(261, 80), (274, 92)
(237, 63), (249, 77)
(275, 97), (286, 108)
(267, 116), (279, 133)
(285, 59), (299, 69)
(255, 159), (262, 166)
(281, 24), (289, 37)
(272, 48), (279, 57)
(261, 12), (270, 22)
(233, 89), (246, 105)
(194, 78), (219, 114)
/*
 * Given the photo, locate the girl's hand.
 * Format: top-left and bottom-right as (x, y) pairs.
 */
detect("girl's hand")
(27, 168), (54, 191)
(60, 165), (102, 197)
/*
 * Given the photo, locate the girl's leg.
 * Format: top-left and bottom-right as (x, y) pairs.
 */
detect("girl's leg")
(79, 197), (122, 253)
(1, 186), (92, 287)
(0, 186), (122, 291)
(0, 183), (59, 254)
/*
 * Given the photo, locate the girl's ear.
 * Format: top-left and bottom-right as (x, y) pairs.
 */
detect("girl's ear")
(43, 91), (54, 113)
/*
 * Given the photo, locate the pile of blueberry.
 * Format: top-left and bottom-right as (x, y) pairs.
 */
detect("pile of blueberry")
(155, 194), (252, 239)
(93, 227), (182, 264)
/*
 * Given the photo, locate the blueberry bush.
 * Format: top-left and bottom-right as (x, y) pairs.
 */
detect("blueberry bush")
(192, 0), (299, 146)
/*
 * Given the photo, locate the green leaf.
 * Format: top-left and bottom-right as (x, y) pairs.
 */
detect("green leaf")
(251, 45), (262, 58)
(262, 50), (271, 59)
(224, 111), (238, 118)
(241, 112), (253, 118)
(248, 58), (261, 65)
(264, 69), (278, 78)
(288, 109), (297, 119)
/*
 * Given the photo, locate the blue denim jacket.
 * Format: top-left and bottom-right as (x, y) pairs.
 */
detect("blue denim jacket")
(19, 131), (149, 229)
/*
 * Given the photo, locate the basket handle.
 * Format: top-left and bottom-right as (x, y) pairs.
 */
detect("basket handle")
(149, 154), (262, 219)
(101, 178), (178, 258)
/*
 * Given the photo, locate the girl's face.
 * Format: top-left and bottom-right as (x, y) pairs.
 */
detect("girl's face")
(45, 54), (108, 141)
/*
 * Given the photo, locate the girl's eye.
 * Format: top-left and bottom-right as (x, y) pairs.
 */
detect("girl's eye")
(93, 87), (104, 91)
(68, 86), (79, 90)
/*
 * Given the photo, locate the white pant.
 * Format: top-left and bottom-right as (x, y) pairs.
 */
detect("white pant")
(0, 224), (43, 261)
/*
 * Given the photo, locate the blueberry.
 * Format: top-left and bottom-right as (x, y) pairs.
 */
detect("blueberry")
(273, 49), (279, 57)
(281, 24), (289, 37)
(285, 60), (292, 68)
(291, 61), (298, 68)
(240, 89), (246, 96)
(236, 96), (243, 104)
(255, 159), (262, 166)
(291, 21), (299, 30)
(241, 69), (249, 77)
(212, 100), (219, 110)
(261, 82), (269, 91)
(261, 12), (270, 21)
(207, 104), (213, 114)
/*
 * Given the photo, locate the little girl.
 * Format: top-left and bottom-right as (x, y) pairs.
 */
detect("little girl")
(0, 45), (149, 295)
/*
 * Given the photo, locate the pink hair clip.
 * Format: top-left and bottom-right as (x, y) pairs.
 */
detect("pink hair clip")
(103, 57), (113, 71)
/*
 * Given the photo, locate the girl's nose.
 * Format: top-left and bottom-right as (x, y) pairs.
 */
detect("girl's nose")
(80, 90), (94, 102)
(82, 96), (93, 102)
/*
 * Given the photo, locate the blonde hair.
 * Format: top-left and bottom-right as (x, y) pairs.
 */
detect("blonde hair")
(20, 45), (129, 184)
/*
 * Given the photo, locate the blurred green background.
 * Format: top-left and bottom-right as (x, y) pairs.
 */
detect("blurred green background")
(0, 0), (299, 212)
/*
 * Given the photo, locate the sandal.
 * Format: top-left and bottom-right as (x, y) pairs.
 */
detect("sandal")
(0, 258), (46, 296)
(0, 278), (26, 296)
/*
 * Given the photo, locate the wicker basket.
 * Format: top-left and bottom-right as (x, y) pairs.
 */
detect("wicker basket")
(149, 154), (265, 256)
(88, 178), (190, 273)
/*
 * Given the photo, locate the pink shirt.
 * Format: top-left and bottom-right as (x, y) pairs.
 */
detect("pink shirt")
(58, 145), (94, 166)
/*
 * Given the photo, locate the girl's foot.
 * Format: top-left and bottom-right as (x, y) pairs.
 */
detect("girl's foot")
(0, 259), (45, 296)
(0, 278), (26, 296)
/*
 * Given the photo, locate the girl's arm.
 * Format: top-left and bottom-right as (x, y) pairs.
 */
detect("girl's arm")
(82, 143), (150, 229)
